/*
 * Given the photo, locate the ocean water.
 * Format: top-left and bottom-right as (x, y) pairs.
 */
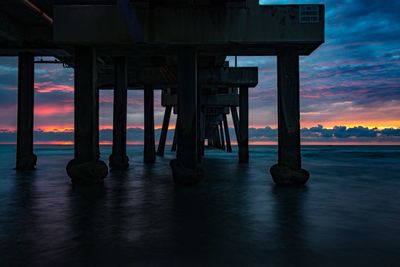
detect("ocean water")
(0, 145), (399, 266)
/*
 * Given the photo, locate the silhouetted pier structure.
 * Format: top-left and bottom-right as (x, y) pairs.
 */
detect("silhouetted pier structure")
(158, 64), (256, 162)
(0, 0), (325, 186)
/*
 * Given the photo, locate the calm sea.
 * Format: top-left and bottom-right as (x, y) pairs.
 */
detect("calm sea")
(0, 145), (399, 266)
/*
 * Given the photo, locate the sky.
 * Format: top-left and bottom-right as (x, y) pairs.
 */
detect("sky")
(0, 0), (399, 144)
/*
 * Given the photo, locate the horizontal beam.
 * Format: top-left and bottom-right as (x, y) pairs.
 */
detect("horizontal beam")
(162, 94), (240, 107)
(54, 4), (325, 55)
(203, 95), (239, 106)
(201, 67), (258, 87)
(97, 67), (258, 88)
(116, 0), (144, 42)
(0, 12), (22, 43)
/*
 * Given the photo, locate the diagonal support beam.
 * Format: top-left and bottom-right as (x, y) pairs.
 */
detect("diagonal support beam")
(223, 114), (232, 153)
(157, 106), (172, 157)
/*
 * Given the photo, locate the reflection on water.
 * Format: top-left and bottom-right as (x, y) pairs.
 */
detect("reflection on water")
(0, 145), (400, 266)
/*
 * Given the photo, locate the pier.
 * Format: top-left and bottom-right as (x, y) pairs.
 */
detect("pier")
(0, 0), (325, 186)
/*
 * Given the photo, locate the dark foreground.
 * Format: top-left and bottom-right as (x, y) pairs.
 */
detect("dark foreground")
(0, 145), (399, 266)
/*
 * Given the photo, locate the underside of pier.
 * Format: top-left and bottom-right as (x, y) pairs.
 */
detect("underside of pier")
(0, 0), (325, 186)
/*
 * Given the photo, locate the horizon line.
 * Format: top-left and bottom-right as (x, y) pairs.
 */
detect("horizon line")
(1, 125), (400, 133)
(1, 142), (400, 146)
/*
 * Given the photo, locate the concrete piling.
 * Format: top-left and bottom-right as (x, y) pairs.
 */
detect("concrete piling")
(66, 46), (108, 184)
(144, 87), (156, 163)
(171, 116), (179, 152)
(170, 47), (203, 185)
(270, 48), (309, 186)
(231, 106), (240, 149)
(16, 52), (37, 170)
(239, 87), (249, 163)
(219, 121), (225, 150)
(109, 56), (129, 170)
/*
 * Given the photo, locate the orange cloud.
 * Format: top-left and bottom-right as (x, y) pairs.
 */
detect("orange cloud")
(35, 125), (74, 132)
(300, 120), (400, 130)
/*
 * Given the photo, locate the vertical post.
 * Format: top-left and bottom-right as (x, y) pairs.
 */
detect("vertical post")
(156, 106), (172, 156)
(197, 107), (204, 162)
(223, 114), (232, 153)
(144, 86), (155, 163)
(171, 116), (178, 152)
(200, 111), (206, 157)
(109, 56), (129, 170)
(95, 87), (100, 160)
(67, 46), (108, 184)
(170, 47), (203, 184)
(215, 127), (221, 148)
(207, 128), (213, 147)
(219, 121), (225, 150)
(270, 47), (309, 186)
(16, 52), (37, 170)
(230, 106), (240, 147)
(239, 87), (249, 163)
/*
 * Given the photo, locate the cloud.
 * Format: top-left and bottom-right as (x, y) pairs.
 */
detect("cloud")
(35, 82), (74, 93)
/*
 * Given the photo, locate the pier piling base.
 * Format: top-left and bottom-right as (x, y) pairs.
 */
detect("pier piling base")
(109, 154), (129, 170)
(170, 159), (203, 185)
(67, 160), (108, 185)
(17, 155), (37, 171)
(270, 164), (309, 186)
